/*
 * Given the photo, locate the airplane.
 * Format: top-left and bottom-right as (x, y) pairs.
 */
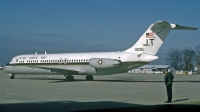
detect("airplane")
(2, 20), (198, 81)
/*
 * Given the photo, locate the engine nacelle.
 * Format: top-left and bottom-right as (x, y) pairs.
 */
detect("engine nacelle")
(89, 58), (121, 69)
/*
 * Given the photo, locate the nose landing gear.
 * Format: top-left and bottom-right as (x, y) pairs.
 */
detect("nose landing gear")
(10, 74), (15, 79)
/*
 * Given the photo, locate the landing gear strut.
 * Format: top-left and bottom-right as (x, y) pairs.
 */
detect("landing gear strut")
(10, 74), (15, 79)
(86, 75), (93, 81)
(65, 75), (74, 81)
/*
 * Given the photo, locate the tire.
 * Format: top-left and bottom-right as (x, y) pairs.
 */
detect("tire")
(65, 76), (69, 81)
(69, 76), (74, 81)
(10, 76), (15, 79)
(86, 75), (93, 81)
(66, 76), (74, 81)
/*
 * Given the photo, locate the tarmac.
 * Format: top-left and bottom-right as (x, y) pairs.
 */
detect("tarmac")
(0, 70), (200, 111)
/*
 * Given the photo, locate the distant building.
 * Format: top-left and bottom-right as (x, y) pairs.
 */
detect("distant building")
(129, 65), (175, 74)
(176, 70), (183, 74)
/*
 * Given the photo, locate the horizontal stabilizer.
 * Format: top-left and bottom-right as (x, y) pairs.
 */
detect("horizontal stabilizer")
(170, 24), (198, 30)
(150, 21), (171, 31)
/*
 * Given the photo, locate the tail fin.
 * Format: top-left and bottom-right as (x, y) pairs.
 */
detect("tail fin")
(124, 20), (197, 55)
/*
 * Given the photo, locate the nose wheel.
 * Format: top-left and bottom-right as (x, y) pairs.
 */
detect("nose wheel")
(10, 74), (15, 79)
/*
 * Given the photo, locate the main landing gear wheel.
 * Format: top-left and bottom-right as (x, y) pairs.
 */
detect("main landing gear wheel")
(65, 75), (74, 81)
(86, 75), (93, 81)
(10, 74), (15, 79)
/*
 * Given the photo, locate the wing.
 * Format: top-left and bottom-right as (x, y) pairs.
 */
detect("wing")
(28, 65), (80, 75)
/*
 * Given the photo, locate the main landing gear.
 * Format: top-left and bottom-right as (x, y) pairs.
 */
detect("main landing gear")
(10, 74), (15, 79)
(86, 75), (93, 81)
(64, 75), (94, 81)
(65, 75), (74, 81)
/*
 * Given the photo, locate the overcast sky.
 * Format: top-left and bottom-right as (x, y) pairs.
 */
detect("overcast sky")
(0, 0), (200, 65)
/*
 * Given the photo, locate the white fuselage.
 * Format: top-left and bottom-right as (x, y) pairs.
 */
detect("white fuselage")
(3, 52), (157, 75)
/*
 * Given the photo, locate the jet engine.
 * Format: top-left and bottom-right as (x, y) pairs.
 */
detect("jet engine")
(89, 58), (121, 69)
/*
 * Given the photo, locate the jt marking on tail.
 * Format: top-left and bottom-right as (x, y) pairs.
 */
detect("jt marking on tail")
(143, 39), (154, 46)
(144, 32), (155, 46)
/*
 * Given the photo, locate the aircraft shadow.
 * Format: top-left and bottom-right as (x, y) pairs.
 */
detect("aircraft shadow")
(0, 100), (140, 112)
(1, 100), (200, 112)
